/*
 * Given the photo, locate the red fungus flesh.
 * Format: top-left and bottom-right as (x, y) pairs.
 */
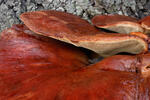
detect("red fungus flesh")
(0, 11), (150, 100)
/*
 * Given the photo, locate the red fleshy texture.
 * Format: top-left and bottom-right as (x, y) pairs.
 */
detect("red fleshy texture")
(0, 24), (150, 100)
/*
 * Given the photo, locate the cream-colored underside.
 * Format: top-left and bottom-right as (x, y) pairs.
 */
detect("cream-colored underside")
(50, 36), (147, 57)
(141, 23), (150, 34)
(102, 22), (144, 34)
(78, 39), (146, 57)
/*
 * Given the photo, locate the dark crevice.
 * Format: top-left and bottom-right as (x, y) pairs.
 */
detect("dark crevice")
(146, 65), (150, 69)
(97, 28), (118, 33)
(7, 5), (13, 9)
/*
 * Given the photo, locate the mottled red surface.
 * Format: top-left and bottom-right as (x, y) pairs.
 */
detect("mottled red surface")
(93, 54), (150, 75)
(20, 10), (100, 39)
(92, 14), (138, 26)
(0, 24), (89, 99)
(0, 24), (150, 99)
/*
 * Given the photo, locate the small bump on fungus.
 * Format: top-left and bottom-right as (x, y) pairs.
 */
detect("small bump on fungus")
(139, 16), (150, 34)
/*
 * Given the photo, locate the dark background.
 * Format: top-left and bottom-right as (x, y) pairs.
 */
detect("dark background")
(0, 0), (150, 32)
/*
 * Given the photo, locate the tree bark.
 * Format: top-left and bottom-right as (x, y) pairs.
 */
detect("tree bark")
(0, 0), (150, 32)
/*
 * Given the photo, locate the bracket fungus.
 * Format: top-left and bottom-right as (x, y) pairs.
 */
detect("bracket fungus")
(1, 10), (150, 100)
(20, 11), (148, 57)
(91, 14), (144, 34)
(1, 26), (150, 99)
(92, 14), (150, 35)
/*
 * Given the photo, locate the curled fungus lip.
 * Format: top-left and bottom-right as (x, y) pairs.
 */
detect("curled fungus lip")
(20, 10), (148, 57)
(139, 16), (150, 34)
(91, 14), (144, 34)
(92, 14), (150, 35)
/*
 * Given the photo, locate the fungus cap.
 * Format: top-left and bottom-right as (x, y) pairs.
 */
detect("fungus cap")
(20, 11), (148, 57)
(92, 14), (144, 34)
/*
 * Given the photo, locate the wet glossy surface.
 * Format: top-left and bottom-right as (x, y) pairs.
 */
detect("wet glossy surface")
(93, 55), (138, 72)
(0, 24), (89, 99)
(0, 24), (89, 69)
(0, 24), (149, 99)
(44, 69), (138, 100)
(0, 18), (150, 99)
(92, 53), (150, 75)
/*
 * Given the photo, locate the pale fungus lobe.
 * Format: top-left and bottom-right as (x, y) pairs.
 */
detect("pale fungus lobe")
(20, 11), (148, 57)
(92, 14), (144, 34)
